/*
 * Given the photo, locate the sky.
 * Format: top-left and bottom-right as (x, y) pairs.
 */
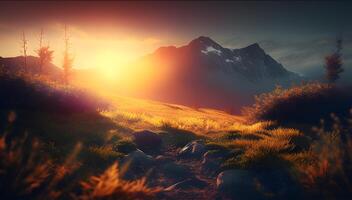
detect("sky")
(0, 1), (351, 78)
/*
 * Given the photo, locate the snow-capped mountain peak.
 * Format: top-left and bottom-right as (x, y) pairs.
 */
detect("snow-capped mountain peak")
(133, 36), (302, 111)
(201, 46), (222, 56)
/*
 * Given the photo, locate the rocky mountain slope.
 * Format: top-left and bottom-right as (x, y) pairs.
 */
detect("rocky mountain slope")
(131, 36), (301, 112)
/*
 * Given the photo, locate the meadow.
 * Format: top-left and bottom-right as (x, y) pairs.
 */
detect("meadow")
(1, 70), (352, 200)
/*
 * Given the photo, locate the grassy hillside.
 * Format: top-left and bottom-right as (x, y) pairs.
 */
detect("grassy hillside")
(1, 70), (352, 199)
(102, 94), (244, 134)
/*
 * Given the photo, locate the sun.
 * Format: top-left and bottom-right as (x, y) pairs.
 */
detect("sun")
(92, 49), (168, 95)
(95, 51), (129, 82)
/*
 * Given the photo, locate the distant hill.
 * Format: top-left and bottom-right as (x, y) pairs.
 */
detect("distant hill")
(0, 56), (62, 80)
(129, 36), (302, 112)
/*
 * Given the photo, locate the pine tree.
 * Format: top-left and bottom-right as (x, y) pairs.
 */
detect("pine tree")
(36, 29), (54, 74)
(62, 25), (74, 84)
(21, 31), (28, 73)
(325, 37), (343, 83)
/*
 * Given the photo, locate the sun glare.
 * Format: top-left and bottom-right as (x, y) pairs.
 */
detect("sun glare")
(92, 50), (156, 95)
(96, 51), (127, 81)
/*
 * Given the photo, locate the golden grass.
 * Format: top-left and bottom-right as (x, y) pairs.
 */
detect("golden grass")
(210, 123), (308, 170)
(75, 162), (161, 200)
(0, 125), (161, 200)
(101, 94), (245, 134)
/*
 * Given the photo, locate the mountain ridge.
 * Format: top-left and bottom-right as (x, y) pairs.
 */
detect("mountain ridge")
(154, 36), (299, 81)
(131, 36), (302, 112)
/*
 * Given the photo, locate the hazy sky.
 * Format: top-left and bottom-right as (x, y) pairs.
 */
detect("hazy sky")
(0, 1), (351, 77)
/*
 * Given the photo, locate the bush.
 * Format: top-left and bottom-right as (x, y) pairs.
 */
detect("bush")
(113, 139), (137, 154)
(242, 82), (352, 125)
(294, 111), (352, 198)
(159, 124), (200, 148)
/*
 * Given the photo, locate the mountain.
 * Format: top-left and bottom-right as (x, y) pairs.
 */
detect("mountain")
(128, 36), (302, 112)
(0, 56), (62, 80)
(154, 36), (299, 82)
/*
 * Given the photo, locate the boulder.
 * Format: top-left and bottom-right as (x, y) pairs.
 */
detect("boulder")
(161, 162), (193, 181)
(255, 169), (303, 200)
(155, 155), (174, 165)
(122, 149), (154, 180)
(216, 169), (303, 200)
(164, 177), (208, 191)
(217, 169), (260, 200)
(133, 130), (162, 153)
(201, 150), (227, 175)
(179, 140), (207, 158)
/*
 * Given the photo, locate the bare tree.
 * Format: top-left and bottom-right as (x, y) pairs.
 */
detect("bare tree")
(325, 37), (343, 83)
(36, 29), (54, 74)
(21, 31), (28, 72)
(62, 25), (74, 84)
(38, 29), (43, 71)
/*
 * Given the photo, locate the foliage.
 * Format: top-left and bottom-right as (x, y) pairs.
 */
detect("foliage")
(113, 139), (137, 154)
(36, 46), (54, 73)
(294, 112), (352, 199)
(74, 162), (161, 200)
(62, 25), (74, 85)
(0, 132), (81, 200)
(79, 146), (124, 172)
(242, 82), (352, 125)
(325, 38), (343, 83)
(63, 52), (74, 84)
(0, 128), (161, 200)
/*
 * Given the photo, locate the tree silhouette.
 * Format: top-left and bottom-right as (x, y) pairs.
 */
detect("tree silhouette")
(325, 37), (343, 83)
(62, 25), (74, 84)
(21, 31), (28, 73)
(36, 29), (54, 74)
(36, 46), (54, 74)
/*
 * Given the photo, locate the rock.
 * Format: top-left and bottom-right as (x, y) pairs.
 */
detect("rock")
(255, 169), (303, 200)
(179, 140), (207, 158)
(161, 162), (193, 181)
(216, 169), (303, 200)
(164, 177), (208, 191)
(201, 150), (228, 175)
(133, 130), (162, 153)
(217, 169), (260, 200)
(155, 155), (174, 165)
(122, 149), (154, 180)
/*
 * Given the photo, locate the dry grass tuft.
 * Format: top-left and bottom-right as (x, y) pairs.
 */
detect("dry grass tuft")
(0, 132), (63, 199)
(0, 110), (161, 200)
(75, 162), (161, 200)
(293, 111), (352, 198)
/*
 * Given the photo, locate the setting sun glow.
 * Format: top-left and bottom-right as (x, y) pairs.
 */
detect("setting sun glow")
(96, 51), (127, 82)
